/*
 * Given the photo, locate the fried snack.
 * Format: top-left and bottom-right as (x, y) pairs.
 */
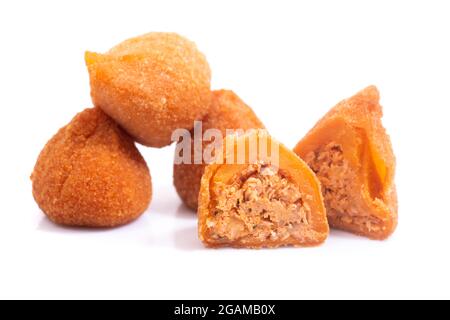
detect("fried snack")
(31, 108), (152, 227)
(294, 86), (397, 240)
(85, 32), (212, 147)
(174, 90), (265, 210)
(198, 130), (329, 248)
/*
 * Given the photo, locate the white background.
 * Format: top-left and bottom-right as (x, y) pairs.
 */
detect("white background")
(0, 0), (449, 299)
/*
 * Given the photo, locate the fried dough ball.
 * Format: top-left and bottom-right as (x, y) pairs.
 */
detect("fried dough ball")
(31, 108), (152, 227)
(85, 32), (212, 148)
(173, 90), (265, 210)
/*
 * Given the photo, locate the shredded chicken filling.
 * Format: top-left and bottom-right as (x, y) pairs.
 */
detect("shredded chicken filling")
(304, 142), (382, 233)
(207, 164), (311, 243)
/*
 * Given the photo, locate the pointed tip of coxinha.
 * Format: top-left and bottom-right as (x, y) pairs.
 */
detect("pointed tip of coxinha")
(349, 85), (382, 116)
(356, 85), (380, 101)
(330, 85), (383, 122)
(84, 51), (102, 66)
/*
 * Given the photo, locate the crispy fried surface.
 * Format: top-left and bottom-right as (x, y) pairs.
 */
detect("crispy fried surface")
(86, 32), (212, 147)
(31, 108), (152, 227)
(173, 90), (265, 210)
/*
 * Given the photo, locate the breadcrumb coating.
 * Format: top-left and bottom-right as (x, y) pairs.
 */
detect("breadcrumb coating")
(85, 32), (212, 147)
(31, 108), (152, 227)
(173, 90), (265, 210)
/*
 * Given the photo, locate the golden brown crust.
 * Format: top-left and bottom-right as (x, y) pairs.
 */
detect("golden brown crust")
(202, 90), (265, 133)
(85, 32), (212, 148)
(173, 90), (265, 210)
(31, 108), (152, 227)
(198, 131), (329, 249)
(294, 86), (397, 240)
(173, 160), (205, 210)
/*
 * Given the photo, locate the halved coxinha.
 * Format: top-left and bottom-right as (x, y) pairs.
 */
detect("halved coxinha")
(198, 130), (329, 249)
(294, 86), (397, 240)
